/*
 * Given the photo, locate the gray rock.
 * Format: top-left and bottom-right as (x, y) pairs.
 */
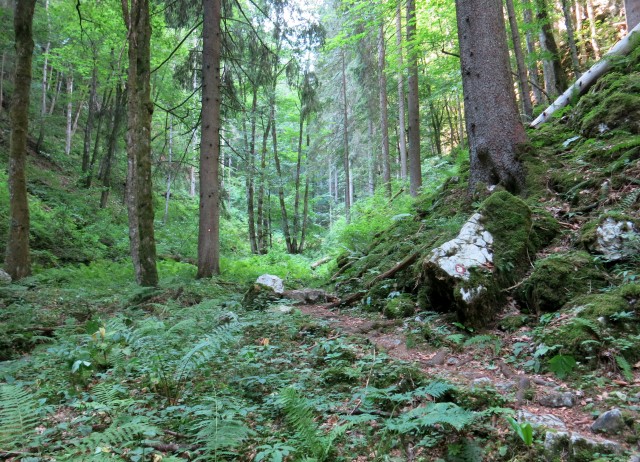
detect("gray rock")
(282, 289), (337, 304)
(268, 304), (294, 314)
(544, 431), (622, 461)
(628, 453), (640, 462)
(0, 269), (11, 285)
(544, 431), (570, 458)
(471, 377), (493, 388)
(517, 410), (567, 431)
(495, 381), (517, 392)
(256, 274), (284, 294)
(446, 357), (460, 366)
(591, 408), (625, 434)
(538, 392), (576, 408)
(595, 217), (637, 261)
(570, 433), (622, 455)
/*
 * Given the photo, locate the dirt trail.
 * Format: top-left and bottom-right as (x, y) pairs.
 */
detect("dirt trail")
(298, 303), (633, 451)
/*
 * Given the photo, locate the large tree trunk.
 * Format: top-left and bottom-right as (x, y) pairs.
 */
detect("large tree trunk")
(626, 0), (640, 29)
(406, 0), (421, 196)
(456, 0), (527, 194)
(505, 0), (534, 119)
(197, 0), (222, 278)
(292, 114), (305, 252)
(395, 2), (407, 180)
(341, 49), (351, 222)
(257, 117), (270, 254)
(5, 0), (36, 280)
(123, 0), (158, 286)
(378, 21), (392, 197)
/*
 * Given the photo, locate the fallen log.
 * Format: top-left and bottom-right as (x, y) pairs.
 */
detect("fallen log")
(311, 256), (332, 269)
(365, 249), (421, 289)
(530, 22), (640, 128)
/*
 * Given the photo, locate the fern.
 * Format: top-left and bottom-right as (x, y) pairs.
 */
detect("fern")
(174, 324), (238, 382)
(385, 402), (476, 433)
(571, 317), (603, 338)
(0, 384), (41, 450)
(448, 438), (485, 462)
(615, 355), (633, 381)
(619, 188), (640, 210)
(78, 415), (159, 452)
(279, 387), (350, 461)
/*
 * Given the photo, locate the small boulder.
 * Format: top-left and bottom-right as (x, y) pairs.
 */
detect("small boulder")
(282, 289), (338, 304)
(517, 410), (567, 431)
(242, 283), (282, 311)
(256, 274), (284, 294)
(538, 392), (577, 408)
(582, 215), (639, 261)
(591, 408), (625, 434)
(0, 269), (11, 285)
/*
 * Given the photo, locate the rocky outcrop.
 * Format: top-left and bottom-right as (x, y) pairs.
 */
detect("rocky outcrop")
(421, 191), (534, 325)
(582, 215), (639, 261)
(0, 269), (11, 285)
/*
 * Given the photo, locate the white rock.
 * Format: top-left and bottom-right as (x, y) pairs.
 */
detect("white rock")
(427, 213), (494, 282)
(256, 274), (284, 294)
(595, 217), (637, 261)
(0, 269), (11, 285)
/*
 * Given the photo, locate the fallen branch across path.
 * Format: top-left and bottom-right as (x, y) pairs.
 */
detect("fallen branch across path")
(531, 22), (640, 128)
(365, 249), (421, 289)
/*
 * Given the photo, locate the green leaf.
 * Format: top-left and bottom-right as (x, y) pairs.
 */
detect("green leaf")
(547, 354), (576, 379)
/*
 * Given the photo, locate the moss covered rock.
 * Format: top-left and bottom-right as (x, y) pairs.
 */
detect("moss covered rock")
(383, 294), (416, 319)
(421, 191), (534, 326)
(241, 283), (282, 311)
(581, 213), (639, 261)
(517, 251), (607, 313)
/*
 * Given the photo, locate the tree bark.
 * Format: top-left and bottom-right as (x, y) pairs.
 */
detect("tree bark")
(123, 0), (158, 286)
(456, 0), (527, 194)
(247, 87), (258, 254)
(341, 49), (351, 222)
(82, 61), (98, 178)
(395, 2), (408, 180)
(560, 0), (582, 78)
(197, 0), (222, 277)
(5, 0), (36, 280)
(505, 0), (534, 118)
(378, 21), (392, 197)
(586, 0), (601, 58)
(99, 85), (125, 209)
(163, 115), (174, 224)
(626, 0), (640, 30)
(531, 22), (640, 127)
(257, 117), (271, 254)
(536, 0), (568, 98)
(406, 0), (421, 196)
(523, 0), (544, 105)
(65, 74), (74, 155)
(0, 51), (5, 112)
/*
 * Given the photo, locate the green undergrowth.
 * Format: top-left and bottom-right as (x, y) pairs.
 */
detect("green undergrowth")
(2, 265), (523, 461)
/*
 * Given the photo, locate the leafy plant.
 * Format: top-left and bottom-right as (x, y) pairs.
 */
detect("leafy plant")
(505, 416), (534, 446)
(547, 354), (577, 379)
(615, 355), (633, 381)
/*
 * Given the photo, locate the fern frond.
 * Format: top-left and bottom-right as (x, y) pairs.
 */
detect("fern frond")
(79, 415), (158, 451)
(572, 317), (602, 337)
(0, 384), (41, 450)
(386, 402), (475, 433)
(419, 381), (456, 399)
(619, 188), (640, 210)
(174, 325), (238, 382)
(167, 318), (198, 334)
(279, 387), (331, 461)
(615, 355), (633, 381)
(464, 335), (502, 354)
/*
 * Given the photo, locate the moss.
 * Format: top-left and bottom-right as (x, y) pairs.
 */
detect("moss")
(241, 283), (281, 311)
(499, 314), (530, 332)
(518, 251), (607, 313)
(383, 294), (416, 319)
(479, 191), (533, 285)
(530, 208), (561, 248)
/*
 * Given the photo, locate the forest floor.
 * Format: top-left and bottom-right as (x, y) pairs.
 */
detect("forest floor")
(298, 302), (639, 452)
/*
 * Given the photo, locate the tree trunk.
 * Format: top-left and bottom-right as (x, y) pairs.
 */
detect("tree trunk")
(505, 0), (534, 119)
(341, 49), (351, 222)
(406, 0), (421, 196)
(99, 85), (125, 209)
(5, 0), (36, 280)
(82, 61), (98, 177)
(65, 74), (74, 156)
(256, 117), (270, 254)
(292, 114), (304, 252)
(586, 0), (601, 58)
(625, 0), (640, 30)
(537, 0), (568, 98)
(48, 70), (61, 115)
(197, 0), (222, 278)
(523, 0), (544, 105)
(0, 51), (5, 112)
(86, 87), (112, 189)
(395, 2), (407, 180)
(378, 21), (392, 197)
(247, 87), (258, 254)
(561, 0), (582, 78)
(456, 0), (527, 194)
(123, 0), (158, 286)
(270, 85), (295, 253)
(367, 117), (375, 195)
(163, 115), (173, 224)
